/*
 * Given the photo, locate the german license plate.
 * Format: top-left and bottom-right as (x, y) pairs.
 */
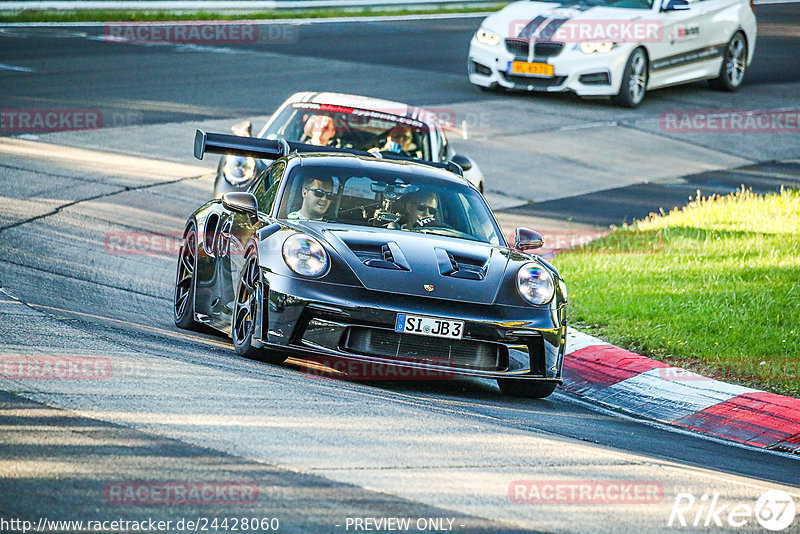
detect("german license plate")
(395, 313), (464, 340)
(508, 61), (554, 78)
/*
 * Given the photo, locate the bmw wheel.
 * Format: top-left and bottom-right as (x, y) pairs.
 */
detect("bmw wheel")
(174, 223), (199, 330)
(710, 32), (747, 91)
(497, 379), (557, 399)
(613, 47), (648, 108)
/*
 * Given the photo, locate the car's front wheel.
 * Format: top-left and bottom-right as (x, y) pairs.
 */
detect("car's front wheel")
(174, 223), (199, 330)
(613, 47), (648, 108)
(232, 251), (286, 364)
(497, 379), (558, 399)
(709, 32), (747, 91)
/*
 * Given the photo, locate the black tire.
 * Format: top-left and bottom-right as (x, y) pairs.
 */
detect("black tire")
(232, 251), (286, 364)
(497, 379), (558, 399)
(613, 47), (648, 108)
(709, 32), (747, 91)
(174, 223), (199, 330)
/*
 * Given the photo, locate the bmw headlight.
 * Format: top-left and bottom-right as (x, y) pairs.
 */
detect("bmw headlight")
(282, 234), (329, 277)
(476, 28), (501, 46)
(516, 262), (554, 305)
(579, 42), (616, 54)
(223, 156), (256, 185)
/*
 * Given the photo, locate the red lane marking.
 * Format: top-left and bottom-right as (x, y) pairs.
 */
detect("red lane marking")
(674, 391), (800, 448)
(562, 345), (671, 394)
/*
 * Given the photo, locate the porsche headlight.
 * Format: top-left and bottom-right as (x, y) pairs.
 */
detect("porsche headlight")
(516, 262), (554, 305)
(579, 42), (616, 54)
(476, 28), (501, 46)
(282, 234), (329, 277)
(223, 156), (256, 185)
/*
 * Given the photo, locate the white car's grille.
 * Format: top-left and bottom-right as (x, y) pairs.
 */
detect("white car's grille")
(505, 39), (564, 58)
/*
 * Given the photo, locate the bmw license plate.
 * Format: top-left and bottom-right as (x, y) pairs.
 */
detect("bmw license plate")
(508, 61), (554, 78)
(395, 313), (464, 340)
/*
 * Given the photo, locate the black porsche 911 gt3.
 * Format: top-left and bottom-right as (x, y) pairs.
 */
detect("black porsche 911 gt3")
(175, 130), (567, 398)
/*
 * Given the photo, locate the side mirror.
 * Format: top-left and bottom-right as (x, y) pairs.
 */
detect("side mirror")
(222, 192), (258, 223)
(449, 154), (473, 172)
(662, 0), (689, 11)
(514, 227), (544, 252)
(231, 120), (253, 137)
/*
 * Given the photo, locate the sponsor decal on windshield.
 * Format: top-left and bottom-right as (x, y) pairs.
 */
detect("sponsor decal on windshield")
(293, 102), (424, 129)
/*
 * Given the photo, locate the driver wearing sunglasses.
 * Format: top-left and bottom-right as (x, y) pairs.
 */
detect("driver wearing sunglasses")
(400, 191), (439, 229)
(288, 176), (335, 221)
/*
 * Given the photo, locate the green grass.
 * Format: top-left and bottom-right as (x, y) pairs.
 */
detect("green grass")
(555, 187), (800, 398)
(0, 4), (506, 23)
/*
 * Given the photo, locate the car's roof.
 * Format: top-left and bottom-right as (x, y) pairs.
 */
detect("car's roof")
(285, 92), (438, 126)
(289, 152), (468, 186)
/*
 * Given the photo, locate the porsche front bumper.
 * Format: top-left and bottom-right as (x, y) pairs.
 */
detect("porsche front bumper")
(253, 272), (566, 382)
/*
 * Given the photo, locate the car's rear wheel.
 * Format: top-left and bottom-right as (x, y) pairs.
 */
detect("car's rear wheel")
(613, 47), (648, 108)
(232, 251), (286, 364)
(497, 379), (558, 399)
(709, 32), (747, 91)
(174, 223), (199, 330)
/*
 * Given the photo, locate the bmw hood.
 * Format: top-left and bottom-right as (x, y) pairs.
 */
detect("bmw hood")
(318, 226), (516, 305)
(482, 1), (654, 39)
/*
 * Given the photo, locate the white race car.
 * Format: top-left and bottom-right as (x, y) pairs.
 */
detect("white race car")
(468, 0), (757, 107)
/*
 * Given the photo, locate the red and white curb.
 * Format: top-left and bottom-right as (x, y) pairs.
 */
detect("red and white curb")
(562, 328), (800, 454)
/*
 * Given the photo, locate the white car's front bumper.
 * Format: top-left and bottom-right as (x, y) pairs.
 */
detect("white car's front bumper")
(468, 37), (633, 97)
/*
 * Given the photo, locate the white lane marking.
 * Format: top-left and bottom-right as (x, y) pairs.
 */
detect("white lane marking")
(0, 11), (492, 28)
(0, 63), (35, 72)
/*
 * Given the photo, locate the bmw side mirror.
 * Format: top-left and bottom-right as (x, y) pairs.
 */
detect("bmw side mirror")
(662, 0), (690, 11)
(449, 154), (473, 172)
(231, 120), (253, 137)
(514, 227), (544, 252)
(222, 192), (259, 223)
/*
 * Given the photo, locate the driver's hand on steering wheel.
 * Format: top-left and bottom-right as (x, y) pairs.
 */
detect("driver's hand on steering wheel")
(415, 215), (436, 227)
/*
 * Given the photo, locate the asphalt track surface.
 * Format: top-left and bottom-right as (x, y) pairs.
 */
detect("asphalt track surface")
(1, 6), (800, 533)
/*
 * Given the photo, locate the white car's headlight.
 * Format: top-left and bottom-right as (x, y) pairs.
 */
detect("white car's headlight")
(516, 262), (555, 305)
(223, 156), (256, 185)
(476, 28), (501, 46)
(282, 234), (329, 277)
(579, 42), (616, 54)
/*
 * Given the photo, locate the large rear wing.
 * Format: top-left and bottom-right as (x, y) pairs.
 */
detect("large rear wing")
(193, 129), (463, 176)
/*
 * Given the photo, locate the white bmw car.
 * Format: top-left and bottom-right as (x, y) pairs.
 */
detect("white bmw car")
(468, 0), (757, 107)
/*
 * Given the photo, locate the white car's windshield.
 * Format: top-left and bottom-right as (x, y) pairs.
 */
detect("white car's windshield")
(277, 165), (502, 245)
(263, 103), (433, 161)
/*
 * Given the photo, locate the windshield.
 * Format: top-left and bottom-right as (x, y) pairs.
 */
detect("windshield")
(262, 103), (433, 161)
(531, 0), (653, 7)
(277, 165), (502, 245)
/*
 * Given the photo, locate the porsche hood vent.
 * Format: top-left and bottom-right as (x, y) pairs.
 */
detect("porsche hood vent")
(435, 247), (488, 280)
(348, 241), (410, 271)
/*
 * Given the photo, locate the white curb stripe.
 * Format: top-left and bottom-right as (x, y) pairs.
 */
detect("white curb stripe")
(585, 367), (760, 422)
(564, 327), (611, 354)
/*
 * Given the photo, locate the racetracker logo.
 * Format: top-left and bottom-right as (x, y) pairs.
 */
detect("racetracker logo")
(303, 358), (455, 381)
(0, 356), (111, 380)
(661, 109), (800, 133)
(509, 19), (663, 43)
(104, 482), (259, 505)
(0, 108), (101, 133)
(103, 22), (298, 44)
(509, 480), (663, 504)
